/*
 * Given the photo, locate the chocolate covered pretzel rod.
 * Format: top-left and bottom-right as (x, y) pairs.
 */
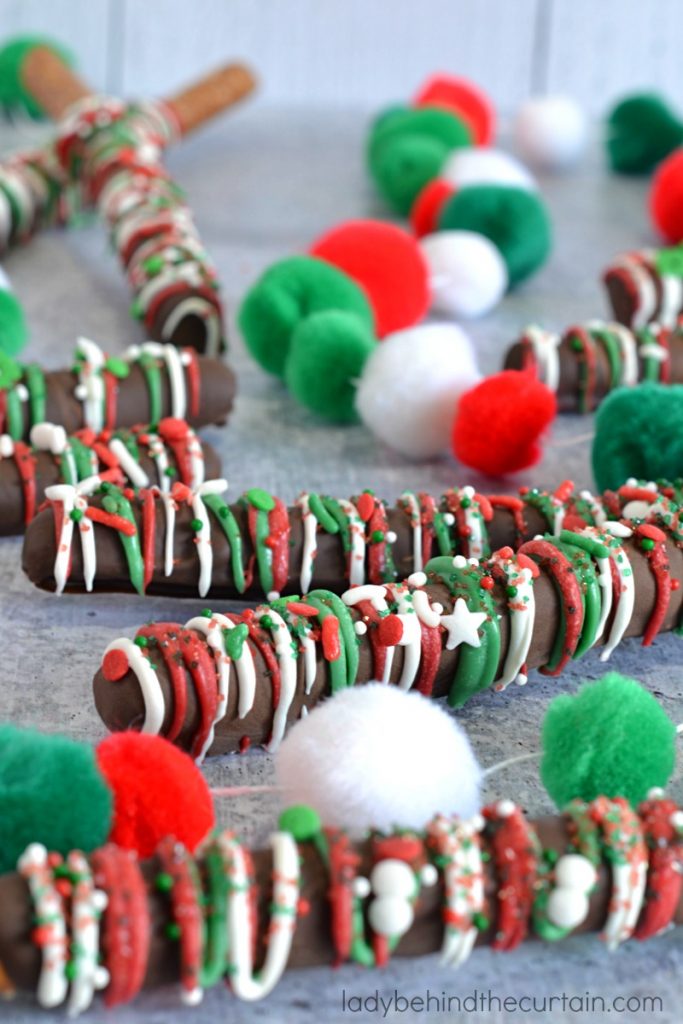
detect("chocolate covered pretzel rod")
(0, 418), (219, 535)
(0, 147), (70, 251)
(604, 248), (683, 330)
(1, 798), (681, 1013)
(22, 475), (676, 601)
(503, 320), (683, 413)
(92, 493), (683, 757)
(14, 43), (255, 354)
(0, 336), (234, 444)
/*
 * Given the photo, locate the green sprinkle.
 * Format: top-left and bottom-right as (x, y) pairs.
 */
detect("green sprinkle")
(201, 608), (213, 618)
(104, 357), (130, 379)
(245, 487), (275, 512)
(472, 912), (489, 931)
(164, 465), (177, 477)
(102, 495), (119, 514)
(134, 635), (149, 648)
(143, 254), (165, 275)
(641, 538), (656, 551)
(506, 585), (518, 598)
(190, 517), (203, 532)
(69, 507), (84, 523)
(165, 922), (181, 941)
(370, 530), (385, 543)
(224, 623), (249, 661)
(155, 872), (174, 892)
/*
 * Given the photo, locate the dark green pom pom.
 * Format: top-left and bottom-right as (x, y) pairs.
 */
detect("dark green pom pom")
(284, 309), (376, 423)
(238, 255), (374, 378)
(0, 289), (28, 356)
(0, 35), (74, 119)
(368, 106), (471, 215)
(437, 184), (551, 286)
(606, 93), (683, 175)
(0, 725), (113, 873)
(592, 382), (683, 492)
(541, 673), (676, 809)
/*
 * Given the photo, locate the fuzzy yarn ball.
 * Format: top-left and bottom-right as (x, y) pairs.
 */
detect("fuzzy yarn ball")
(275, 684), (482, 836)
(0, 287), (27, 356)
(541, 673), (676, 809)
(410, 178), (455, 238)
(420, 230), (508, 318)
(650, 148), (683, 244)
(0, 35), (74, 118)
(238, 255), (374, 378)
(441, 147), (536, 192)
(356, 322), (480, 458)
(438, 184), (552, 286)
(285, 309), (376, 423)
(311, 219), (430, 337)
(413, 73), (495, 146)
(452, 370), (556, 476)
(368, 106), (472, 215)
(592, 382), (683, 491)
(0, 725), (113, 874)
(514, 95), (587, 170)
(96, 732), (215, 859)
(607, 93), (683, 175)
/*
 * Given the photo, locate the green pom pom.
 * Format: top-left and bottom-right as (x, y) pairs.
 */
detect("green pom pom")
(606, 93), (683, 175)
(0, 35), (74, 119)
(0, 725), (113, 874)
(0, 289), (27, 356)
(541, 673), (676, 809)
(591, 382), (683, 492)
(278, 804), (322, 841)
(368, 106), (472, 215)
(238, 255), (374, 378)
(285, 309), (376, 423)
(438, 184), (552, 286)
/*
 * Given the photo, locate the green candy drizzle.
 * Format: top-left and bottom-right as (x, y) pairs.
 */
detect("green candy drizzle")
(199, 838), (231, 987)
(99, 484), (145, 595)
(138, 351), (163, 427)
(203, 493), (246, 594)
(23, 363), (46, 427)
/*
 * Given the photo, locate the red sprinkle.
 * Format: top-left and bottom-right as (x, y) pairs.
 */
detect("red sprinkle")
(86, 506), (137, 536)
(377, 614), (404, 647)
(322, 616), (341, 661)
(102, 649), (130, 682)
(480, 575), (494, 591)
(286, 601), (319, 617)
(239, 736), (251, 754)
(356, 491), (376, 522)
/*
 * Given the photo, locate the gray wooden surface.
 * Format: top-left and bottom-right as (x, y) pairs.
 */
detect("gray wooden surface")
(2, 0), (683, 115)
(1, 108), (682, 1022)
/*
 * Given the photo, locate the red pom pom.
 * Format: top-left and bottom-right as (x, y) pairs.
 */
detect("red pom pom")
(413, 74), (495, 146)
(650, 148), (683, 243)
(452, 371), (557, 476)
(310, 219), (430, 337)
(410, 179), (455, 238)
(96, 732), (215, 858)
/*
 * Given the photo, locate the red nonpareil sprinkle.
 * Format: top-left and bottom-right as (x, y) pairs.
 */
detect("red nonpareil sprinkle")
(638, 523), (667, 543)
(480, 575), (494, 591)
(618, 485), (658, 503)
(322, 616), (341, 661)
(496, 545), (515, 560)
(86, 506), (137, 536)
(672, 579), (680, 591)
(297, 898), (311, 916)
(356, 491), (375, 522)
(93, 440), (119, 468)
(171, 481), (192, 503)
(158, 417), (189, 441)
(102, 648), (130, 682)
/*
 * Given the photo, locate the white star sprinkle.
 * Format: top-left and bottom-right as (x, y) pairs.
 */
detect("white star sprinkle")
(439, 598), (486, 650)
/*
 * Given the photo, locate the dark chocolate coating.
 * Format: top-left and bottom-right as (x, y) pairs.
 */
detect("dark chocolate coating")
(0, 818), (679, 1000)
(504, 326), (683, 413)
(9, 356), (235, 444)
(0, 441), (221, 537)
(92, 529), (683, 757)
(23, 499), (548, 599)
(149, 291), (225, 354)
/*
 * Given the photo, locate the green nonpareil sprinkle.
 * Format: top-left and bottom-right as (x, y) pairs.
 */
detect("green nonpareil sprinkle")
(223, 623), (249, 661)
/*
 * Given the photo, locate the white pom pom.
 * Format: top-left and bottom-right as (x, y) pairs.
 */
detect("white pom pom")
(420, 231), (508, 319)
(513, 95), (587, 170)
(355, 323), (480, 458)
(441, 147), (536, 191)
(275, 684), (482, 837)
(0, 266), (11, 292)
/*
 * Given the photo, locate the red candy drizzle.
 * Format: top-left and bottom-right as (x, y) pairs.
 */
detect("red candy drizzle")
(484, 803), (539, 951)
(634, 523), (671, 646)
(518, 537), (584, 675)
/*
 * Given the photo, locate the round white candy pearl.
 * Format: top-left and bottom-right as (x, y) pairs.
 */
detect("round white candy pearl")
(420, 863), (439, 887)
(546, 888), (590, 930)
(353, 875), (371, 899)
(554, 853), (597, 891)
(30, 422), (67, 454)
(370, 858), (416, 899)
(368, 895), (414, 937)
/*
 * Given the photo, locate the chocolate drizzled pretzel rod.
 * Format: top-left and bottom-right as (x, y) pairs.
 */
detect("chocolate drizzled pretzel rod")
(1, 798), (681, 1013)
(0, 147), (70, 253)
(92, 492), (683, 758)
(13, 43), (256, 354)
(22, 475), (676, 601)
(603, 248), (683, 330)
(503, 320), (683, 413)
(0, 418), (220, 536)
(0, 336), (234, 444)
